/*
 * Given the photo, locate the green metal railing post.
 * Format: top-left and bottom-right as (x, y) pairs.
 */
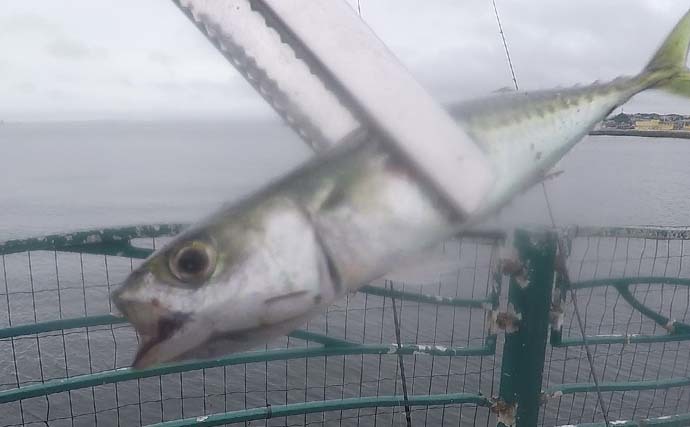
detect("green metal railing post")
(497, 229), (556, 427)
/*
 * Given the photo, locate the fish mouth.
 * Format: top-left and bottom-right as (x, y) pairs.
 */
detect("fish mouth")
(112, 285), (162, 337)
(111, 284), (192, 369)
(111, 271), (326, 368)
(131, 312), (190, 369)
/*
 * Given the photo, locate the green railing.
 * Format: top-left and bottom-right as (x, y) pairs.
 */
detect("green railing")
(543, 226), (690, 426)
(1, 224), (690, 426)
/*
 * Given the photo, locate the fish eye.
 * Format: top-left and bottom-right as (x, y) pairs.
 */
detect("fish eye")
(169, 241), (216, 285)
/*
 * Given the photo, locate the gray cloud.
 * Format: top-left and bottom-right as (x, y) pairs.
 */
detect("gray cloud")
(0, 0), (689, 121)
(13, 82), (35, 93)
(148, 51), (176, 66)
(0, 13), (61, 36)
(46, 39), (108, 60)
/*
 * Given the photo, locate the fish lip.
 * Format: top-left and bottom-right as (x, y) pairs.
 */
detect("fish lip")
(111, 286), (161, 338)
(132, 334), (161, 369)
(111, 279), (192, 369)
(131, 312), (190, 369)
(110, 284), (128, 318)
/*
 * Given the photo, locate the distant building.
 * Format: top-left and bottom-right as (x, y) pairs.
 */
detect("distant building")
(634, 119), (674, 131)
(600, 112), (690, 131)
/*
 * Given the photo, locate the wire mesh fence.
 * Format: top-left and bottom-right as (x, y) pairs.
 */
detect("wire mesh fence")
(542, 227), (690, 426)
(0, 228), (503, 426)
(3, 225), (690, 426)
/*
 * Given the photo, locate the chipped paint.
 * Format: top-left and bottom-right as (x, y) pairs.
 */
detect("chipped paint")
(500, 257), (523, 276)
(664, 320), (676, 333)
(515, 274), (529, 289)
(549, 303), (564, 331)
(543, 389), (564, 403)
(491, 400), (517, 427)
(499, 255), (529, 288)
(488, 310), (521, 334)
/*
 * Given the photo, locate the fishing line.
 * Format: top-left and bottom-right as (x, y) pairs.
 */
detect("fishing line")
(353, 3), (412, 422)
(388, 280), (413, 427)
(491, 1), (611, 425)
(352, 4), (410, 423)
(492, 0), (519, 92)
(542, 186), (611, 426)
(351, 2), (410, 420)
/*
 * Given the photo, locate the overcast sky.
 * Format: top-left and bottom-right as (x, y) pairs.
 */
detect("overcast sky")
(1, 0), (689, 121)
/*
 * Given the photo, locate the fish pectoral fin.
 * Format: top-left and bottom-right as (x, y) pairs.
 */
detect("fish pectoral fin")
(261, 290), (318, 325)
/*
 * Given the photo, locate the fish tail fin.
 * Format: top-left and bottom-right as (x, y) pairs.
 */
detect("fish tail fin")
(643, 9), (690, 96)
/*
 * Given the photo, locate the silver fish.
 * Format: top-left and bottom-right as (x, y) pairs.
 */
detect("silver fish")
(113, 9), (690, 368)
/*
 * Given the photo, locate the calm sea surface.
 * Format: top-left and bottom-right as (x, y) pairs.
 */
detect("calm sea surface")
(1, 121), (689, 426)
(1, 121), (689, 240)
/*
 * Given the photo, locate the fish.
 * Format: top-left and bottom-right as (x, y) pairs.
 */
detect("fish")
(113, 9), (690, 368)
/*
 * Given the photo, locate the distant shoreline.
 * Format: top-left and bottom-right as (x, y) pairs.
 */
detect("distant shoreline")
(589, 129), (690, 139)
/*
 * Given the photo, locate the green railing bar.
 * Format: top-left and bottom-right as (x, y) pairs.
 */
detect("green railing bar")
(359, 285), (493, 309)
(0, 224), (504, 258)
(555, 277), (690, 346)
(387, 340), (495, 357)
(0, 224), (186, 256)
(563, 411), (690, 427)
(544, 376), (690, 395)
(0, 341), (493, 404)
(0, 314), (493, 354)
(0, 315), (357, 347)
(571, 276), (690, 290)
(0, 315), (127, 339)
(615, 284), (690, 334)
(0, 314), (372, 349)
(573, 226), (690, 241)
(59, 242), (155, 259)
(0, 312), (491, 347)
(287, 330), (356, 347)
(555, 332), (690, 347)
(145, 393), (493, 427)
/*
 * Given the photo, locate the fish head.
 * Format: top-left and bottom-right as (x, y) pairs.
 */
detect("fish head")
(112, 229), (233, 368)
(112, 204), (334, 369)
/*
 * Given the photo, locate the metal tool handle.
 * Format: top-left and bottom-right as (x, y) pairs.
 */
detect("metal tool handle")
(174, 0), (495, 219)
